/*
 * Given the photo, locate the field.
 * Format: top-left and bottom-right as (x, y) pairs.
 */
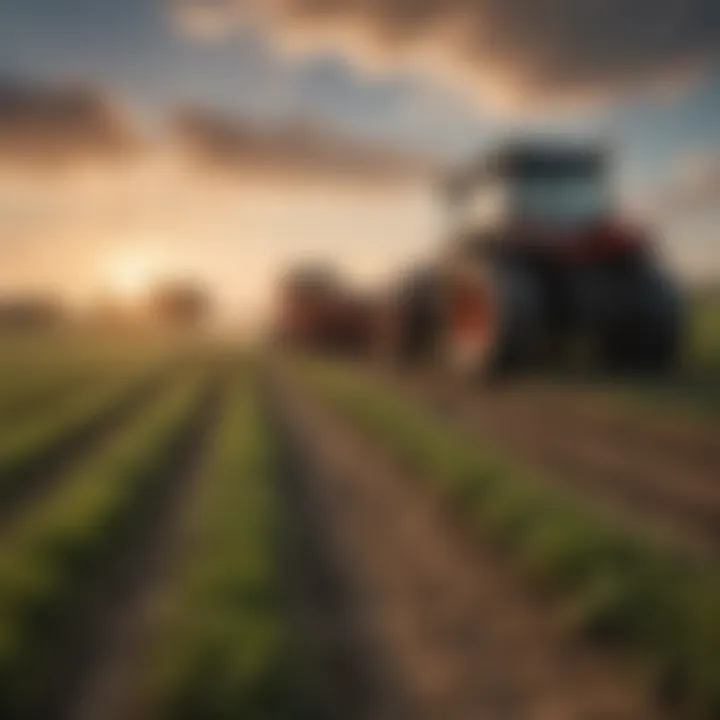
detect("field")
(0, 296), (717, 720)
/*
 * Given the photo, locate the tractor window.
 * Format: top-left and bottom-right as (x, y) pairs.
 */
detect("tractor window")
(513, 176), (609, 225)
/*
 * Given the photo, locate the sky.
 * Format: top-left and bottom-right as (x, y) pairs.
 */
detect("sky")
(0, 0), (718, 321)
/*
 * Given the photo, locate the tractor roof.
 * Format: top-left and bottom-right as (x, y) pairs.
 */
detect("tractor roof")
(446, 140), (607, 200)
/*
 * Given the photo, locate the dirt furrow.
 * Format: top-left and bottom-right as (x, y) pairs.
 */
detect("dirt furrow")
(393, 371), (720, 554)
(22, 381), (222, 720)
(273, 375), (666, 720)
(272, 397), (410, 720)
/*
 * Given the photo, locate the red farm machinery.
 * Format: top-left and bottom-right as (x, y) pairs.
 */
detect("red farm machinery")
(278, 141), (684, 379)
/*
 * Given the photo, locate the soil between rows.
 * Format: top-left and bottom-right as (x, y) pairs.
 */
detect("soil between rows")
(8, 362), (703, 719)
(271, 371), (666, 720)
(384, 368), (720, 555)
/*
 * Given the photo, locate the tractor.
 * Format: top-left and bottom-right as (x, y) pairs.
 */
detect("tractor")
(381, 140), (684, 378)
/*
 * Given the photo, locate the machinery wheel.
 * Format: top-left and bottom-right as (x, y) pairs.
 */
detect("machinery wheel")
(445, 262), (542, 380)
(600, 268), (684, 374)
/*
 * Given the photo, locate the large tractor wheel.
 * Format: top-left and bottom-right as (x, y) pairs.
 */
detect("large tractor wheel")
(445, 263), (542, 380)
(601, 268), (684, 373)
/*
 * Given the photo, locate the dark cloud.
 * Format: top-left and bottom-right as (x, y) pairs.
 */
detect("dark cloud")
(0, 78), (138, 165)
(0, 76), (430, 179)
(174, 0), (720, 106)
(171, 107), (433, 180)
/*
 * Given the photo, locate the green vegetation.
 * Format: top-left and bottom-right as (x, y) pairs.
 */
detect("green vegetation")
(0, 357), (159, 429)
(0, 335), (312, 717)
(150, 377), (313, 720)
(0, 365), (101, 425)
(0, 371), (210, 716)
(0, 363), (165, 494)
(0, 326), (713, 716)
(0, 334), (183, 427)
(300, 360), (720, 718)
(691, 291), (720, 377)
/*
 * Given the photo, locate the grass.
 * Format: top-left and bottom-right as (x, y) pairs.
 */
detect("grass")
(149, 374), (314, 720)
(300, 359), (720, 718)
(0, 369), (211, 716)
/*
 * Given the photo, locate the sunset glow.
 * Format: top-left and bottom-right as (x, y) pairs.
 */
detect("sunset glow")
(103, 250), (164, 302)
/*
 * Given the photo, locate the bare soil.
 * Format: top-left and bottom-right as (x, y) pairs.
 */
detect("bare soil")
(272, 373), (666, 720)
(271, 394), (410, 720)
(389, 369), (720, 555)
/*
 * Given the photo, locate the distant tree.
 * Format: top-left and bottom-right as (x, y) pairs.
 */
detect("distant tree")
(148, 280), (212, 328)
(0, 295), (66, 331)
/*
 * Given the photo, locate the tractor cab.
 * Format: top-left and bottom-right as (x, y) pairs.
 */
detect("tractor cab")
(447, 142), (613, 246)
(435, 140), (682, 377)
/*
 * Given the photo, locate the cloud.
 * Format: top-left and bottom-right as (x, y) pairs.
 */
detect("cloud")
(173, 0), (239, 39)
(0, 76), (431, 180)
(170, 107), (434, 180)
(171, 0), (720, 108)
(0, 77), (139, 166)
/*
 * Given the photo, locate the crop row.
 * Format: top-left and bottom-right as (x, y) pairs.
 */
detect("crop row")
(0, 370), (211, 717)
(0, 364), (105, 425)
(0, 352), (166, 429)
(299, 360), (720, 718)
(0, 333), (180, 373)
(149, 377), (313, 719)
(0, 361), (171, 498)
(0, 334), (198, 424)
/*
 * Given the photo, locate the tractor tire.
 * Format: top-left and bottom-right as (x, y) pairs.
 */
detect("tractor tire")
(445, 262), (543, 380)
(600, 267), (684, 374)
